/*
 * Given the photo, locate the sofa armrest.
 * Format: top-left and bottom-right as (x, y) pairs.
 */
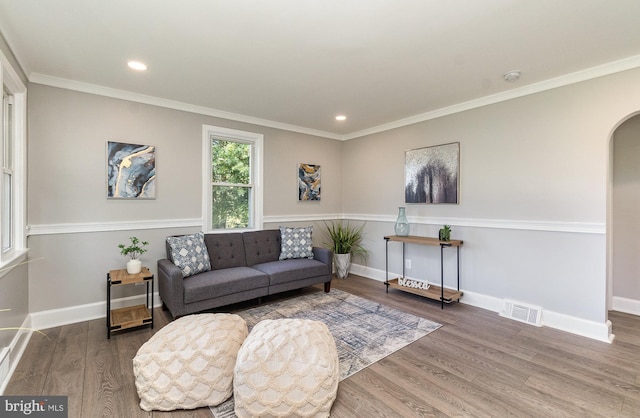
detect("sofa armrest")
(313, 247), (333, 271)
(157, 259), (185, 318)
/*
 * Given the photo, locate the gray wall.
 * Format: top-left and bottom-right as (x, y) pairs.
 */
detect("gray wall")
(27, 84), (343, 313)
(23, 65), (640, 336)
(342, 67), (640, 325)
(613, 114), (640, 301)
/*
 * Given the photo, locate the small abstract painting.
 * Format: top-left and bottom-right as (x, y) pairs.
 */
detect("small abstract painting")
(107, 141), (156, 199)
(298, 163), (321, 201)
(405, 142), (459, 204)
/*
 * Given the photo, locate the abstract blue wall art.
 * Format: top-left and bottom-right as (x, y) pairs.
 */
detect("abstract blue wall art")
(298, 163), (321, 201)
(405, 142), (459, 204)
(107, 141), (156, 199)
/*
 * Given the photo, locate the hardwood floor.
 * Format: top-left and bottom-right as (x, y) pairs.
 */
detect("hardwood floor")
(6, 275), (640, 417)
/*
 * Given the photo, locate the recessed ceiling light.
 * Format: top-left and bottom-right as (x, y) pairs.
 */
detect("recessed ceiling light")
(335, 115), (347, 121)
(503, 70), (521, 82)
(127, 60), (147, 71)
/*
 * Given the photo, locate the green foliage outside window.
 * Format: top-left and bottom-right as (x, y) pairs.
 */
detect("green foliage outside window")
(211, 138), (251, 229)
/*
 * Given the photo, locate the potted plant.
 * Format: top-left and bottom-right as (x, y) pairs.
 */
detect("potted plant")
(323, 221), (367, 279)
(439, 225), (451, 242)
(118, 236), (149, 274)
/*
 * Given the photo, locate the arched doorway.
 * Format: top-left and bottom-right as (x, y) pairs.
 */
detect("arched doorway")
(609, 112), (640, 316)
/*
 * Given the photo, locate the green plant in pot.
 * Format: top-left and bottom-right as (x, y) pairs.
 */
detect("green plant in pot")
(438, 225), (452, 242)
(118, 236), (149, 274)
(323, 221), (368, 279)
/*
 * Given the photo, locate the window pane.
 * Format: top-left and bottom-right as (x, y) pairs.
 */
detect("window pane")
(4, 95), (11, 169)
(212, 185), (249, 229)
(211, 138), (250, 184)
(2, 172), (11, 252)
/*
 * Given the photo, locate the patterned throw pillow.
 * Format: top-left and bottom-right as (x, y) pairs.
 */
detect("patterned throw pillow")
(279, 226), (314, 260)
(167, 232), (211, 278)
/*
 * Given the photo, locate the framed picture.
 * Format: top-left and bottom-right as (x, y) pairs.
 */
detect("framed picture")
(298, 163), (321, 201)
(405, 142), (459, 204)
(106, 141), (156, 199)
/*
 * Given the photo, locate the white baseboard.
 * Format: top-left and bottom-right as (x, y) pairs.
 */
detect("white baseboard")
(611, 296), (640, 316)
(30, 292), (162, 331)
(350, 263), (613, 343)
(26, 264), (615, 343)
(0, 316), (33, 395)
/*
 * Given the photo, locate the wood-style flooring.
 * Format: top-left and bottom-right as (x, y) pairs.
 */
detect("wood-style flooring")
(5, 275), (640, 417)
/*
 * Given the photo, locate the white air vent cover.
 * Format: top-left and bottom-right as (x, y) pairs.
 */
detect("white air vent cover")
(500, 299), (542, 326)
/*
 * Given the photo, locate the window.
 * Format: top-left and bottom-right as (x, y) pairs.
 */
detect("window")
(2, 89), (13, 253)
(0, 51), (27, 270)
(202, 125), (263, 231)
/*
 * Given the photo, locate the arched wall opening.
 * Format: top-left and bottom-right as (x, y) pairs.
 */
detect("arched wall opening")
(609, 111), (640, 317)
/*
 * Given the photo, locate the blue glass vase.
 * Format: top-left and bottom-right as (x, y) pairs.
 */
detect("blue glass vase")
(394, 207), (410, 236)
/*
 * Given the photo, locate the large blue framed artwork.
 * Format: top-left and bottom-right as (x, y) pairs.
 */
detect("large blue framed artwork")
(405, 142), (459, 204)
(107, 141), (156, 199)
(298, 163), (321, 201)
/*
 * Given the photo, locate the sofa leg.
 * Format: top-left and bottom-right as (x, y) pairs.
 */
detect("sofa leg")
(324, 281), (331, 293)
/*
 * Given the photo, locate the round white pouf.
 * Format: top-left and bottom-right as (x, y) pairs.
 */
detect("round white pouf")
(234, 318), (339, 418)
(133, 313), (248, 411)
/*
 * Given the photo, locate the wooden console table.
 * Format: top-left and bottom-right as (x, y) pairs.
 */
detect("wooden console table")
(384, 235), (463, 308)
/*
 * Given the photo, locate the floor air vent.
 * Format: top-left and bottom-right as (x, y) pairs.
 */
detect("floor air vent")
(500, 299), (542, 326)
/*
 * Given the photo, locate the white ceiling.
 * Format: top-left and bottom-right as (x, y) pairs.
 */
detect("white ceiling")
(1, 0), (640, 139)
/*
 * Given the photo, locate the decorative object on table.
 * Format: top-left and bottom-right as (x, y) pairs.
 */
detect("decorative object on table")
(394, 206), (410, 236)
(323, 221), (367, 279)
(298, 163), (321, 201)
(210, 288), (441, 418)
(118, 236), (149, 274)
(398, 277), (430, 290)
(439, 224), (452, 241)
(107, 141), (156, 199)
(405, 142), (459, 204)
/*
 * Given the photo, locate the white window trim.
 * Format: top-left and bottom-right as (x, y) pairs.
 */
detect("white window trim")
(0, 50), (27, 276)
(202, 125), (263, 232)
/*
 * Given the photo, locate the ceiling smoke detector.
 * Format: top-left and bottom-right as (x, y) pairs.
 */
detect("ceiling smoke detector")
(503, 70), (521, 82)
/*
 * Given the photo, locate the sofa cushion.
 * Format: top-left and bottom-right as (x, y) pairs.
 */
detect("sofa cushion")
(167, 232), (211, 278)
(252, 258), (330, 286)
(278, 226), (314, 260)
(183, 267), (269, 304)
(243, 230), (281, 266)
(204, 233), (247, 269)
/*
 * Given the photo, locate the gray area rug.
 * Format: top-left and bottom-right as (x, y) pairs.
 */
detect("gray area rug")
(210, 288), (441, 418)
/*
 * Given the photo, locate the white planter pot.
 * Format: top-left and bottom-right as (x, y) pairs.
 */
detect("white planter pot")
(334, 253), (351, 279)
(127, 259), (142, 274)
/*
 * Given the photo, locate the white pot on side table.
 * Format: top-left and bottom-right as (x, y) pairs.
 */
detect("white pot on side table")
(127, 259), (142, 274)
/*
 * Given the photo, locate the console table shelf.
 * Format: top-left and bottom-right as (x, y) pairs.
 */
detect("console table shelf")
(386, 278), (462, 304)
(384, 235), (463, 308)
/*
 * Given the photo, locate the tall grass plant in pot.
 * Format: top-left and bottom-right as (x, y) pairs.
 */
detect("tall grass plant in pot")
(323, 221), (367, 279)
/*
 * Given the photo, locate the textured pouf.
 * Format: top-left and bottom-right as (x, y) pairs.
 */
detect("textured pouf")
(133, 313), (248, 411)
(234, 318), (339, 418)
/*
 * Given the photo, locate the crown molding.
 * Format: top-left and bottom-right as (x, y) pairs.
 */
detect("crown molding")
(27, 54), (640, 142)
(28, 73), (344, 141)
(342, 54), (640, 140)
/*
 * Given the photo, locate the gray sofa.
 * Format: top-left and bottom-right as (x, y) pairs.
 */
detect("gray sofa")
(157, 229), (333, 318)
